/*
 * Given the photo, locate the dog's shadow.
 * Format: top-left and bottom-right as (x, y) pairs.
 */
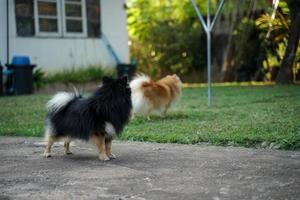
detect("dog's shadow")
(63, 154), (96, 161)
(57, 153), (141, 168)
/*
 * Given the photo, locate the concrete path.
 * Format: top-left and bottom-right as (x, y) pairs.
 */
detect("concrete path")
(0, 137), (299, 200)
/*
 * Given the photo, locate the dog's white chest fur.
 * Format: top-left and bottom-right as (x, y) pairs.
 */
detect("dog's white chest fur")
(105, 122), (116, 136)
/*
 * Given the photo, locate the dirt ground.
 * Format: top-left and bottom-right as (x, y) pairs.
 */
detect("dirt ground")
(0, 137), (299, 200)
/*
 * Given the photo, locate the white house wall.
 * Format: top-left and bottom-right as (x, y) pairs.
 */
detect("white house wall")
(101, 0), (130, 65)
(2, 0), (129, 71)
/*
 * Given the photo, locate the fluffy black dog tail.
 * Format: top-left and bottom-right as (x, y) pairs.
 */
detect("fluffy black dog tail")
(46, 91), (80, 115)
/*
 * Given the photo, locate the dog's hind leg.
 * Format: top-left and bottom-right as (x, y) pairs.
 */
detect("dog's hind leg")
(44, 135), (58, 158)
(160, 103), (171, 118)
(144, 109), (151, 120)
(92, 134), (110, 161)
(105, 138), (116, 159)
(64, 137), (73, 155)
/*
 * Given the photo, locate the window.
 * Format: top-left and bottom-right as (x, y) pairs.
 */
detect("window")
(34, 0), (61, 36)
(15, 0), (35, 36)
(62, 0), (87, 36)
(86, 0), (101, 38)
(15, 0), (101, 38)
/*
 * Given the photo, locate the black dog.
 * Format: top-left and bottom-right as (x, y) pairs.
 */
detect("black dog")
(44, 76), (132, 160)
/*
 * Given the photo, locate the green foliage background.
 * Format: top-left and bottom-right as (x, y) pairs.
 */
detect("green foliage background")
(126, 0), (300, 82)
(127, 0), (217, 78)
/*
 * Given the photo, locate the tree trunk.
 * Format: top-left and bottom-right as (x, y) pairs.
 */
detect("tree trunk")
(276, 1), (300, 84)
(220, 0), (241, 82)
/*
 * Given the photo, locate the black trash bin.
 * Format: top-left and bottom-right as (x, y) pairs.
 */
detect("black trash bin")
(117, 63), (136, 80)
(6, 56), (36, 95)
(3, 66), (14, 95)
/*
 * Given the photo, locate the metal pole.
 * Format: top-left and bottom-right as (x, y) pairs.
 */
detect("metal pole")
(207, 0), (211, 27)
(190, 0), (225, 106)
(190, 0), (208, 32)
(207, 0), (212, 106)
(207, 30), (212, 106)
(211, 0), (225, 29)
(6, 0), (9, 64)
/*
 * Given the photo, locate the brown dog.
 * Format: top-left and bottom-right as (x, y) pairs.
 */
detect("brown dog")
(130, 74), (182, 119)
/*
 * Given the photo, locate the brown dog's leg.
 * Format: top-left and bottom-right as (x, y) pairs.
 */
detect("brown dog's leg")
(44, 135), (58, 157)
(93, 135), (110, 161)
(161, 103), (171, 118)
(144, 110), (151, 120)
(105, 138), (116, 159)
(64, 137), (72, 155)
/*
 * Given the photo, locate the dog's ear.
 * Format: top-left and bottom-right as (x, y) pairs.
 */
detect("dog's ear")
(102, 76), (113, 84)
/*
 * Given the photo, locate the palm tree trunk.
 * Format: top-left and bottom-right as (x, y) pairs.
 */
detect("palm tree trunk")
(276, 1), (300, 84)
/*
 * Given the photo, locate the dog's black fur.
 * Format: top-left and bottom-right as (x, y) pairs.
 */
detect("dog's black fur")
(46, 76), (132, 140)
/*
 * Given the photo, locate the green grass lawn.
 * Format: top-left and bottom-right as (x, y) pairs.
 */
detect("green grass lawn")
(0, 85), (299, 150)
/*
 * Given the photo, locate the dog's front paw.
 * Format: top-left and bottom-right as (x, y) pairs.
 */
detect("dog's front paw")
(108, 153), (116, 159)
(64, 150), (73, 155)
(44, 152), (52, 158)
(99, 154), (110, 161)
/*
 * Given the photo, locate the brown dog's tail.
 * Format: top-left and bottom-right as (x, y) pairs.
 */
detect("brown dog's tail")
(129, 74), (152, 91)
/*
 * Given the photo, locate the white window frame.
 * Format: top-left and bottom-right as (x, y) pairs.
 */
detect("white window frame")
(34, 0), (62, 37)
(62, 0), (87, 37)
(33, 0), (87, 37)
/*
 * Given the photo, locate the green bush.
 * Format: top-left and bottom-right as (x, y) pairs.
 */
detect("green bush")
(47, 66), (106, 84)
(33, 68), (47, 89)
(33, 66), (115, 88)
(128, 0), (208, 78)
